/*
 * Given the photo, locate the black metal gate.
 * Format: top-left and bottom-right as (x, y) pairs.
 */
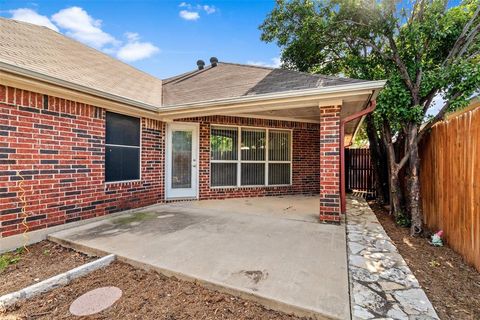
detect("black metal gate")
(345, 148), (376, 197)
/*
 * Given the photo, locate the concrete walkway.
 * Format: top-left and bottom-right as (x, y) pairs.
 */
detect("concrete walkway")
(49, 196), (349, 320)
(346, 197), (439, 319)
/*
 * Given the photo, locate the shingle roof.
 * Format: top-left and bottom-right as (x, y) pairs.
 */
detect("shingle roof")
(0, 18), (373, 110)
(0, 18), (163, 107)
(162, 62), (367, 106)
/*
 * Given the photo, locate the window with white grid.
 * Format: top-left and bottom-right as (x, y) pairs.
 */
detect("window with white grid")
(210, 126), (292, 187)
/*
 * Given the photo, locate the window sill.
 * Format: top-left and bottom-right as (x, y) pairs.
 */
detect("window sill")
(105, 179), (142, 186)
(210, 184), (292, 190)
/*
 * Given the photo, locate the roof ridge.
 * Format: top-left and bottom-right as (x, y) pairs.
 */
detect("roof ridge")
(163, 66), (213, 84)
(0, 17), (62, 34)
(0, 17), (162, 83)
(219, 61), (277, 71)
(218, 62), (360, 82)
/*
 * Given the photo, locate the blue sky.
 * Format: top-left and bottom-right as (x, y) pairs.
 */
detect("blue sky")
(0, 1), (280, 78)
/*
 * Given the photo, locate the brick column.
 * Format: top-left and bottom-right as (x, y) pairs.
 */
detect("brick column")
(319, 105), (341, 223)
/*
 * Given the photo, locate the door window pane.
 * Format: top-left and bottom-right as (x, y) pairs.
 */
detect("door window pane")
(241, 129), (266, 161)
(172, 130), (192, 189)
(211, 127), (238, 160)
(241, 163), (265, 185)
(269, 130), (291, 161)
(268, 163), (291, 185)
(211, 163), (237, 187)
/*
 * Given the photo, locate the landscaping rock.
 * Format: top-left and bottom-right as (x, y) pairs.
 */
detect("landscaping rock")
(393, 289), (438, 317)
(346, 197), (439, 320)
(69, 286), (122, 316)
(0, 254), (115, 310)
(351, 267), (379, 283)
(352, 282), (389, 315)
(352, 305), (375, 319)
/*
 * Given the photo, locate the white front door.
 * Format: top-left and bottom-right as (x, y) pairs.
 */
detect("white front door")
(166, 123), (199, 199)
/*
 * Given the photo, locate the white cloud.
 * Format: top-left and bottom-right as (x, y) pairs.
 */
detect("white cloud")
(9, 6), (159, 62)
(203, 5), (216, 14)
(117, 32), (160, 62)
(124, 32), (140, 42)
(247, 57), (281, 69)
(10, 8), (59, 31)
(178, 3), (217, 20)
(51, 6), (118, 48)
(179, 10), (200, 21)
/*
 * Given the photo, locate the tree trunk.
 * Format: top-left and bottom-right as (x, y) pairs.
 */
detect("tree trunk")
(407, 126), (423, 236)
(365, 115), (389, 204)
(387, 161), (404, 217)
(381, 121), (405, 217)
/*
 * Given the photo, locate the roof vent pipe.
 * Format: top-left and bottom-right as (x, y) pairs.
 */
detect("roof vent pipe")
(197, 60), (205, 70)
(210, 57), (218, 67)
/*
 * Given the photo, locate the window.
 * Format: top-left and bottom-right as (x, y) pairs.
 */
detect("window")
(211, 127), (238, 187)
(210, 126), (291, 187)
(105, 112), (140, 182)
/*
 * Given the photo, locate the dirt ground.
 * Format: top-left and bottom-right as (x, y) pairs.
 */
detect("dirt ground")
(4, 260), (309, 320)
(370, 201), (480, 320)
(0, 241), (94, 295)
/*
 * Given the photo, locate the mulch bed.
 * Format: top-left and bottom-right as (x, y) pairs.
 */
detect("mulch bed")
(370, 201), (480, 320)
(0, 241), (94, 296)
(4, 260), (309, 320)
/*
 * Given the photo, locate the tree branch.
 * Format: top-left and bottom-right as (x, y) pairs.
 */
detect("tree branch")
(387, 34), (416, 99)
(397, 151), (410, 171)
(421, 88), (438, 113)
(458, 22), (480, 58)
(443, 5), (480, 66)
(418, 91), (463, 139)
(355, 37), (392, 61)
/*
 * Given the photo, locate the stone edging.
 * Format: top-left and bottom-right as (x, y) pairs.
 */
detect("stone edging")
(346, 197), (439, 320)
(0, 254), (116, 310)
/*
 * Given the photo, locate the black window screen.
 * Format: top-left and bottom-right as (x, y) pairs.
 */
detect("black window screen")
(105, 112), (140, 182)
(106, 112), (140, 146)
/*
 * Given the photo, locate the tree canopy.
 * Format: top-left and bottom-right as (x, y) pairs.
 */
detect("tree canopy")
(260, 0), (480, 234)
(261, 0), (479, 127)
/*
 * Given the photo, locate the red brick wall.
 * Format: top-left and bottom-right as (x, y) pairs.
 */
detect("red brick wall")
(178, 116), (320, 200)
(0, 86), (165, 238)
(319, 105), (341, 223)
(0, 84), (342, 238)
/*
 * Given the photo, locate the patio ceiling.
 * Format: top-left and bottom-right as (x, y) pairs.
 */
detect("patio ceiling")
(234, 93), (371, 144)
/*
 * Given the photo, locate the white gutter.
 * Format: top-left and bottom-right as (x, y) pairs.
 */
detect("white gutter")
(159, 80), (387, 113)
(0, 61), (160, 112)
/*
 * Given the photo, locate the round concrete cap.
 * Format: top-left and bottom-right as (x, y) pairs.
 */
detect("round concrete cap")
(69, 286), (122, 316)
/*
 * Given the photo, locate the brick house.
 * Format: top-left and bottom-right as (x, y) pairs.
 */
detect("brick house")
(0, 18), (384, 242)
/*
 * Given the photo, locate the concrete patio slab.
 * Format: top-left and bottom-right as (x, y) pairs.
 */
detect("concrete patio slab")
(49, 196), (349, 319)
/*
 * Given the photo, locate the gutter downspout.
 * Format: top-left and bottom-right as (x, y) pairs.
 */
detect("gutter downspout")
(340, 99), (377, 213)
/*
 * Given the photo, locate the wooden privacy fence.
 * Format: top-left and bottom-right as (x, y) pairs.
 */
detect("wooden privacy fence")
(420, 105), (480, 271)
(345, 148), (376, 197)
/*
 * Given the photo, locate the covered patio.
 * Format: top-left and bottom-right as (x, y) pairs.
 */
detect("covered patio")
(49, 196), (350, 319)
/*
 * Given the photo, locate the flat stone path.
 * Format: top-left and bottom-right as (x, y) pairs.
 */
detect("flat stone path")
(346, 197), (439, 320)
